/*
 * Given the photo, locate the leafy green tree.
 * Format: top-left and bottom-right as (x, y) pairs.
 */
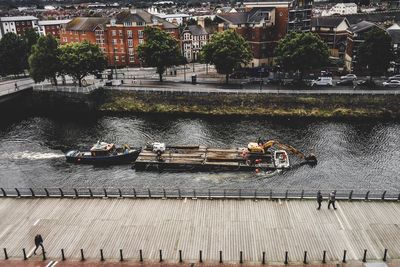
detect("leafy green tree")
(137, 27), (183, 82)
(275, 31), (329, 79)
(59, 40), (107, 87)
(0, 33), (26, 76)
(200, 30), (252, 84)
(358, 28), (393, 77)
(29, 35), (61, 85)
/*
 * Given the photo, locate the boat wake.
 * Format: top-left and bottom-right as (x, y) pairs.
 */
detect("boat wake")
(2, 151), (65, 160)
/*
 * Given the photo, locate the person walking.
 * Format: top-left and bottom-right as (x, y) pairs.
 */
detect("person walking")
(328, 191), (337, 210)
(33, 234), (44, 255)
(317, 191), (323, 210)
(14, 82), (18, 91)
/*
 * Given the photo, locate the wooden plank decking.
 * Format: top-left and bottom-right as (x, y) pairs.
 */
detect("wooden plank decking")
(0, 198), (399, 264)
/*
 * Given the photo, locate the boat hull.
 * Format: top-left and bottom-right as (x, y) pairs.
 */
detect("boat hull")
(66, 149), (141, 165)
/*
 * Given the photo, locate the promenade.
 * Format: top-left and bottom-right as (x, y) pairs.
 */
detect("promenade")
(0, 196), (399, 265)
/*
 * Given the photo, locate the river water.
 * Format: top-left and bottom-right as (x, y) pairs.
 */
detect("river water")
(0, 114), (399, 191)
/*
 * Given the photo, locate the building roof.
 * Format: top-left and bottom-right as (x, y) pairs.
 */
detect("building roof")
(0, 16), (38, 22)
(187, 25), (208, 35)
(65, 17), (110, 31)
(115, 10), (178, 29)
(311, 17), (347, 28)
(342, 10), (400, 25)
(217, 7), (275, 25)
(39, 19), (71, 26)
(348, 20), (376, 33)
(387, 23), (400, 44)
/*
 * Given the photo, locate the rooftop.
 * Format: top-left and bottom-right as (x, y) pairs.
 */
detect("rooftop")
(65, 17), (110, 31)
(0, 16), (38, 22)
(311, 16), (348, 28)
(38, 19), (71, 26)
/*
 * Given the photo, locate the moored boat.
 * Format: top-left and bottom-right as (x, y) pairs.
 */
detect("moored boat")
(66, 141), (141, 165)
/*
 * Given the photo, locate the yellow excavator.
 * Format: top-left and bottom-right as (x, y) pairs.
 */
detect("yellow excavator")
(247, 139), (317, 164)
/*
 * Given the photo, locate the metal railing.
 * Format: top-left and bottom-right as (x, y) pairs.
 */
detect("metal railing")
(0, 187), (398, 201)
(33, 83), (100, 94)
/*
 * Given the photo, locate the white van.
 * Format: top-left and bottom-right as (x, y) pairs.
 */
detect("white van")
(311, 77), (333, 87)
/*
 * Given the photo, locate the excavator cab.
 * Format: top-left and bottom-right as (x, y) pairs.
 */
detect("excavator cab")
(247, 142), (264, 153)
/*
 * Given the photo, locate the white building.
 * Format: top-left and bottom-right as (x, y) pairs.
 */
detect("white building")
(0, 16), (39, 39)
(327, 3), (357, 16)
(158, 13), (190, 25)
(181, 25), (209, 62)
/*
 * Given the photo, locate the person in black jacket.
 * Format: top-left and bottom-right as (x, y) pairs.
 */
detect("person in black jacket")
(33, 234), (44, 255)
(317, 191), (323, 210)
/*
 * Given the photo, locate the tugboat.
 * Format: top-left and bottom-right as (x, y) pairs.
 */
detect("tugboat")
(65, 141), (141, 165)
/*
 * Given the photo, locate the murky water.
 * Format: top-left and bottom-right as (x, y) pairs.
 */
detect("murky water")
(0, 114), (399, 190)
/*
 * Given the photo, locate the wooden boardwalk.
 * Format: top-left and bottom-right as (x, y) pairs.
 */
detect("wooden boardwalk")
(0, 197), (399, 264)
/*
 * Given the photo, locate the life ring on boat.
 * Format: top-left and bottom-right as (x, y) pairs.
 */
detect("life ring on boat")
(241, 150), (248, 158)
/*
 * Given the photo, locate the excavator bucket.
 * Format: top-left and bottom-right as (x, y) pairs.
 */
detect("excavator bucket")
(304, 154), (317, 164)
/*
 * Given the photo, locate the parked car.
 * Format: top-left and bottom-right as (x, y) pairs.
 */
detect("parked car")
(311, 77), (333, 87)
(354, 80), (376, 89)
(340, 74), (357, 80)
(383, 80), (400, 87)
(336, 79), (354, 86)
(388, 74), (400, 81)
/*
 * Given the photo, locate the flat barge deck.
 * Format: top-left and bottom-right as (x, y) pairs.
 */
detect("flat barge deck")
(134, 145), (278, 172)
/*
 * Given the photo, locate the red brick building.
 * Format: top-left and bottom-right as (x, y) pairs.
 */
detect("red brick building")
(0, 16), (39, 40)
(38, 20), (71, 38)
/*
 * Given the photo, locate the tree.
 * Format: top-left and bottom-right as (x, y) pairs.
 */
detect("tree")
(29, 35), (61, 85)
(275, 31), (329, 78)
(137, 27), (183, 82)
(358, 28), (393, 77)
(59, 41), (107, 87)
(200, 30), (252, 84)
(0, 33), (26, 76)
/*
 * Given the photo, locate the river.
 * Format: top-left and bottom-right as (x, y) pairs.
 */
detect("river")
(0, 114), (399, 191)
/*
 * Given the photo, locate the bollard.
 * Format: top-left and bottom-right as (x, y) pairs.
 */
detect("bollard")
(61, 249), (65, 261)
(100, 249), (104, 261)
(139, 249), (143, 262)
(179, 250), (182, 263)
(219, 250), (223, 263)
(89, 188), (93, 198)
(81, 249), (85, 261)
(284, 251), (288, 264)
(159, 249), (163, 262)
(23, 248), (27, 260)
(3, 248), (8, 260)
(118, 188), (122, 198)
(349, 190), (353, 200)
(29, 188), (35, 197)
(342, 250), (347, 263)
(382, 191), (387, 200)
(59, 188), (64, 198)
(303, 251), (307, 264)
(1, 188), (6, 197)
(383, 248), (388, 261)
(301, 190), (304, 199)
(363, 249), (367, 262)
(15, 188), (21, 198)
(148, 188), (151, 198)
(133, 188), (137, 198)
(285, 190), (288, 199)
(199, 250), (202, 263)
(240, 251), (243, 263)
(103, 188), (108, 198)
(178, 189), (181, 199)
(120, 249), (124, 261)
(239, 189), (242, 199)
(262, 251), (265, 264)
(322, 250), (326, 263)
(163, 188), (166, 199)
(365, 191), (370, 200)
(44, 188), (49, 197)
(74, 188), (78, 198)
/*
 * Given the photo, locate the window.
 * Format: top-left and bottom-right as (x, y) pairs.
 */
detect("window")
(127, 30), (132, 38)
(137, 22), (144, 26)
(124, 22), (132, 26)
(138, 30), (143, 38)
(112, 30), (116, 36)
(128, 48), (134, 55)
(120, 39), (123, 44)
(119, 30), (123, 36)
(139, 39), (144, 44)
(120, 48), (124, 53)
(128, 39), (133, 47)
(129, 55), (135, 62)
(115, 56), (119, 62)
(112, 39), (117, 45)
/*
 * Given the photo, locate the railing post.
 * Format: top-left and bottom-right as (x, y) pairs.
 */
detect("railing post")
(284, 251), (288, 264)
(303, 251), (307, 264)
(100, 249), (104, 261)
(80, 249), (85, 261)
(269, 189), (272, 200)
(159, 249), (163, 262)
(23, 248), (27, 260)
(148, 188), (151, 198)
(262, 251), (265, 264)
(44, 188), (49, 197)
(1, 188), (6, 197)
(398, 192), (400, 201)
(301, 190), (304, 199)
(208, 189), (211, 199)
(3, 248), (8, 260)
(179, 250), (182, 263)
(103, 188), (108, 198)
(363, 249), (367, 262)
(61, 249), (65, 261)
(89, 188), (93, 198)
(349, 190), (353, 200)
(178, 189), (181, 199)
(240, 251), (243, 263)
(133, 188), (137, 198)
(342, 250), (347, 263)
(139, 249), (143, 262)
(383, 248), (388, 261)
(193, 189), (197, 199)
(59, 188), (64, 198)
(118, 188), (122, 198)
(254, 189), (257, 200)
(219, 250), (223, 263)
(285, 190), (288, 199)
(365, 191), (370, 200)
(238, 189), (242, 199)
(29, 188), (35, 197)
(223, 189), (226, 199)
(199, 250), (202, 263)
(163, 188), (166, 199)
(381, 190), (387, 200)
(74, 188), (78, 198)
(120, 249), (124, 261)
(322, 250), (326, 263)
(15, 188), (21, 198)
